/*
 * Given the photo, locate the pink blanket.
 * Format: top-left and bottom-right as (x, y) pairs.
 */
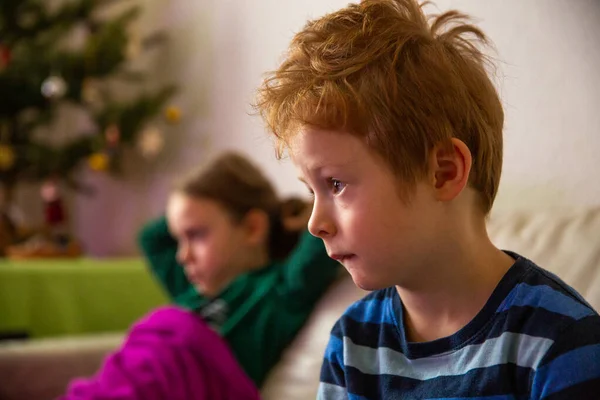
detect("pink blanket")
(59, 306), (261, 400)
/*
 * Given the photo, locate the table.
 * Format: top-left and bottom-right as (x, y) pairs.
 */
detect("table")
(0, 258), (168, 338)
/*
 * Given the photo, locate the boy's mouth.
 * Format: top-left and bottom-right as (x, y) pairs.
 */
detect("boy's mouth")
(329, 253), (355, 263)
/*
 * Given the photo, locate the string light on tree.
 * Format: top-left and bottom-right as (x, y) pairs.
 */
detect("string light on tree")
(81, 78), (101, 106)
(137, 126), (164, 159)
(126, 33), (142, 61)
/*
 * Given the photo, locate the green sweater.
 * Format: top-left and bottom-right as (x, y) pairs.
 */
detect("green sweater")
(138, 216), (339, 386)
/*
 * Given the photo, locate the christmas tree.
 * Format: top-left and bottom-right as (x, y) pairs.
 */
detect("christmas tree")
(0, 0), (177, 256)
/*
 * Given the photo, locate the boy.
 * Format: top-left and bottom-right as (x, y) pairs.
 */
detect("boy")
(255, 0), (600, 399)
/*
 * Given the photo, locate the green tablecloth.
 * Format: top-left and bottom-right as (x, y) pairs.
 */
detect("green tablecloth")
(0, 258), (168, 339)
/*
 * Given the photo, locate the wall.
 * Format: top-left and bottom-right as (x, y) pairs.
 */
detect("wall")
(65, 0), (599, 256)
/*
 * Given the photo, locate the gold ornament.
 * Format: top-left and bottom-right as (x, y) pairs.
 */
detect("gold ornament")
(88, 152), (109, 171)
(0, 145), (16, 170)
(165, 106), (181, 124)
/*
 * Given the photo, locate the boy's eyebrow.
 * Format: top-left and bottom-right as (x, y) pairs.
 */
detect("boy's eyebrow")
(297, 158), (355, 182)
(303, 160), (351, 174)
(297, 164), (328, 183)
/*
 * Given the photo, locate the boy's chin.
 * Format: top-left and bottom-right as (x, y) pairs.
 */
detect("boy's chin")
(348, 271), (388, 292)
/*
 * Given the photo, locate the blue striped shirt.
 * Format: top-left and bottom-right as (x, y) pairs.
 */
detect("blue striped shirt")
(318, 253), (600, 399)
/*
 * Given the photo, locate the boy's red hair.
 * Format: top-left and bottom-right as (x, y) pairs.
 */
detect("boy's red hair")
(256, 0), (504, 213)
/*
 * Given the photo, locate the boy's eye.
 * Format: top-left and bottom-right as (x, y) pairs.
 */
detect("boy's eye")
(328, 178), (346, 195)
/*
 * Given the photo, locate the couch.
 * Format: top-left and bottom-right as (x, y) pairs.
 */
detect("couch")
(1, 206), (599, 400)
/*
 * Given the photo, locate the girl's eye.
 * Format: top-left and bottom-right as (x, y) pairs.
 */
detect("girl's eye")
(187, 228), (208, 241)
(328, 178), (346, 195)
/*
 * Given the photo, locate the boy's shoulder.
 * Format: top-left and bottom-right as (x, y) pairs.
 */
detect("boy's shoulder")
(500, 254), (599, 323)
(510, 257), (600, 397)
(497, 255), (600, 348)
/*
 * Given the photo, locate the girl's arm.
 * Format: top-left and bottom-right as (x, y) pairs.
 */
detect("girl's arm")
(279, 229), (341, 308)
(138, 216), (203, 308)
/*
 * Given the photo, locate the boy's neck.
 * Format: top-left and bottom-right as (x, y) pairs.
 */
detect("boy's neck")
(396, 224), (515, 344)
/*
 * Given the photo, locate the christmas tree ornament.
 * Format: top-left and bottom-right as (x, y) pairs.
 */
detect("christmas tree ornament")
(40, 179), (66, 233)
(137, 127), (164, 159)
(88, 152), (110, 171)
(0, 45), (11, 71)
(165, 106), (182, 124)
(105, 124), (120, 147)
(81, 78), (101, 105)
(0, 145), (16, 170)
(0, 1), (174, 243)
(5, 178), (82, 259)
(41, 75), (68, 99)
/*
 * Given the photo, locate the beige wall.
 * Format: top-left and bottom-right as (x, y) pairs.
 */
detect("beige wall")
(41, 0), (600, 256)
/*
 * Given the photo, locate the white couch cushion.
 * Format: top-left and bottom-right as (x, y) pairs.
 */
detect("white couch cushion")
(487, 207), (600, 311)
(0, 333), (123, 400)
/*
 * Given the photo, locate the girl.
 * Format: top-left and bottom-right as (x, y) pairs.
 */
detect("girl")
(141, 151), (340, 386)
(63, 152), (339, 399)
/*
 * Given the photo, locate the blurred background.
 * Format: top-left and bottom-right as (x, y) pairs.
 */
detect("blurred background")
(1, 0), (599, 257)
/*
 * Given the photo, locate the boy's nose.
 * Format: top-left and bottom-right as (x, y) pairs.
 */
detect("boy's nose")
(308, 200), (336, 239)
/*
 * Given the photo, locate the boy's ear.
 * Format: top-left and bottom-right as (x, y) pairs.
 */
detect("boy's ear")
(429, 138), (472, 202)
(242, 209), (270, 245)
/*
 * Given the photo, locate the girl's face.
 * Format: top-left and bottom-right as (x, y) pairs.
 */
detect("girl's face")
(166, 193), (257, 298)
